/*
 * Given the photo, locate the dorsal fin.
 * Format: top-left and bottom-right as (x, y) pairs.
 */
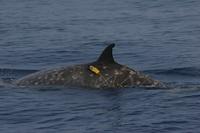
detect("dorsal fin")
(96, 43), (116, 64)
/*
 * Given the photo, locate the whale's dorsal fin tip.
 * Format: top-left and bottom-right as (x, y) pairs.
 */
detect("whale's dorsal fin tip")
(97, 43), (116, 64)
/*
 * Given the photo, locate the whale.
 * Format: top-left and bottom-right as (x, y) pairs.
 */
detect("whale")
(15, 43), (163, 88)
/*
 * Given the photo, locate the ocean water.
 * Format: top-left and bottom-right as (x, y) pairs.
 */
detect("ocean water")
(1, 0), (200, 132)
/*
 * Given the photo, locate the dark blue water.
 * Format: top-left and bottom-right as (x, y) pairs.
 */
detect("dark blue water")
(1, 0), (200, 132)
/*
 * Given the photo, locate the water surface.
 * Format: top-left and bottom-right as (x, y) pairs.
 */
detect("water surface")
(1, 0), (200, 132)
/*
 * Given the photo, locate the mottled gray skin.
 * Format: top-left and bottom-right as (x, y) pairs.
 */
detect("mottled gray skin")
(15, 44), (163, 88)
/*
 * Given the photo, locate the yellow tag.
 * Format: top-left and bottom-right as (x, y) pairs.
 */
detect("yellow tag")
(89, 65), (100, 75)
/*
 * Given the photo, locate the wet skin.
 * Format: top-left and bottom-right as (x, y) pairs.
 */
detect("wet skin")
(15, 44), (163, 88)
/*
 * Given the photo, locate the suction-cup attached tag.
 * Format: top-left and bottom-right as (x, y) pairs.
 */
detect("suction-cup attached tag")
(89, 65), (100, 75)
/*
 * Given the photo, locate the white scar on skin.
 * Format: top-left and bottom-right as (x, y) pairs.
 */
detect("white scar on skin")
(114, 70), (120, 75)
(129, 71), (136, 75)
(105, 73), (109, 77)
(136, 81), (141, 85)
(103, 66), (107, 69)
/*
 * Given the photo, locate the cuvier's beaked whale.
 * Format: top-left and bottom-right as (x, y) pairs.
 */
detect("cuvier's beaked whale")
(15, 44), (163, 88)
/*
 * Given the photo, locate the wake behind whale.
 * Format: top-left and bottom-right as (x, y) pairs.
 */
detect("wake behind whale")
(15, 44), (164, 88)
